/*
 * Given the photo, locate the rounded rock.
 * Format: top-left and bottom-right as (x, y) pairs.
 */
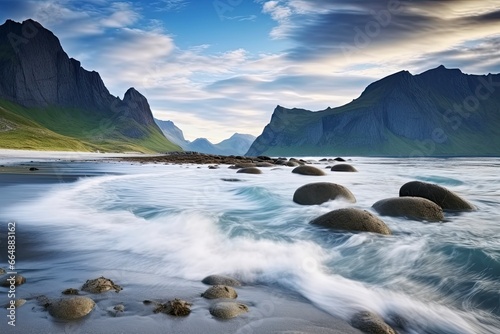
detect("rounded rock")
(399, 181), (475, 211)
(310, 208), (391, 235)
(210, 302), (249, 319)
(1, 274), (26, 287)
(202, 275), (241, 287)
(293, 182), (356, 205)
(202, 285), (238, 299)
(236, 167), (262, 174)
(292, 166), (326, 176)
(372, 197), (444, 221)
(154, 299), (191, 316)
(331, 164), (358, 172)
(351, 311), (397, 334)
(47, 296), (95, 320)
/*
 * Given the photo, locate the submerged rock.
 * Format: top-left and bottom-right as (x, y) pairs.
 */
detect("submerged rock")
(202, 285), (238, 299)
(1, 274), (26, 287)
(237, 167), (262, 174)
(47, 296), (95, 320)
(292, 166), (326, 176)
(62, 288), (80, 295)
(331, 164), (358, 172)
(202, 275), (241, 287)
(310, 208), (391, 235)
(154, 299), (191, 316)
(293, 182), (356, 205)
(399, 181), (475, 211)
(372, 197), (444, 221)
(210, 302), (249, 319)
(351, 311), (397, 334)
(81, 276), (122, 293)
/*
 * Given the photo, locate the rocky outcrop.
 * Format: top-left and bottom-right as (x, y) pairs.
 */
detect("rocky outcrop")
(246, 66), (500, 157)
(0, 19), (178, 150)
(372, 197), (444, 221)
(293, 182), (356, 205)
(310, 208), (391, 235)
(399, 181), (475, 211)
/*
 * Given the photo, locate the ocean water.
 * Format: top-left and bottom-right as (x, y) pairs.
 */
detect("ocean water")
(1, 157), (499, 333)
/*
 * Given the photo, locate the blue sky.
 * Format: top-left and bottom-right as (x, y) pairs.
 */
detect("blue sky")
(1, 0), (500, 142)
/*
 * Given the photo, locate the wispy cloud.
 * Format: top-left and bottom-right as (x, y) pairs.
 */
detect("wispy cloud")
(152, 0), (189, 12)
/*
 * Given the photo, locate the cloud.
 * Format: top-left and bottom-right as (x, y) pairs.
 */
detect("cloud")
(152, 0), (189, 12)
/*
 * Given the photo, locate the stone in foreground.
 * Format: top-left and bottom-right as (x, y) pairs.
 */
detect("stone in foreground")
(310, 208), (391, 235)
(210, 302), (249, 319)
(351, 311), (397, 334)
(81, 276), (122, 293)
(372, 197), (444, 221)
(399, 181), (475, 211)
(293, 182), (356, 205)
(202, 275), (241, 287)
(47, 296), (95, 320)
(202, 285), (238, 299)
(154, 299), (191, 316)
(292, 166), (326, 176)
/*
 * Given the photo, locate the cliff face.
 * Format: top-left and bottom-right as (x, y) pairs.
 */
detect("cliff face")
(0, 19), (178, 152)
(247, 66), (500, 156)
(0, 19), (114, 111)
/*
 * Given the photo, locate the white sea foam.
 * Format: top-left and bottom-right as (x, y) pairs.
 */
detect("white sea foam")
(3, 158), (500, 333)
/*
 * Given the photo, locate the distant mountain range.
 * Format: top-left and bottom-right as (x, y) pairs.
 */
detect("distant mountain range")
(0, 19), (180, 153)
(155, 118), (255, 156)
(247, 65), (500, 156)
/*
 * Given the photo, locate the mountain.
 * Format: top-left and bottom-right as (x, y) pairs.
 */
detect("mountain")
(247, 65), (500, 157)
(0, 19), (180, 153)
(155, 118), (255, 155)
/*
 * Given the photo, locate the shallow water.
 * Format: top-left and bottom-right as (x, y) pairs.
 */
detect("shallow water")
(1, 157), (499, 333)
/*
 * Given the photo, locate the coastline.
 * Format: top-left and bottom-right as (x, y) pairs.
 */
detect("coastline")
(0, 161), (363, 334)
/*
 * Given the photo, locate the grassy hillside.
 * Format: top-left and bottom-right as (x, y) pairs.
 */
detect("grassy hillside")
(0, 99), (181, 153)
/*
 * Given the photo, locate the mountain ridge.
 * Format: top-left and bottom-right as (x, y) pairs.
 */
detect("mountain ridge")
(0, 19), (180, 153)
(155, 118), (255, 155)
(246, 65), (500, 156)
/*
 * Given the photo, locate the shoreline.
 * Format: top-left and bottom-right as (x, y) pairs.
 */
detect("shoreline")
(0, 169), (363, 334)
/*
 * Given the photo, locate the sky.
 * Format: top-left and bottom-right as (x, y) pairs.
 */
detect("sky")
(1, 0), (500, 142)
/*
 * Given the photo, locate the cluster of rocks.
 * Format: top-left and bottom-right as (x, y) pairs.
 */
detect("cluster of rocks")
(1, 273), (249, 322)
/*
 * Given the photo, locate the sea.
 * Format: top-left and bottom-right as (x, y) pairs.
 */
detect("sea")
(0, 154), (499, 334)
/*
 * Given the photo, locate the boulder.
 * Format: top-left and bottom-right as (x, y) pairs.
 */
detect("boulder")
(202, 285), (238, 299)
(351, 311), (397, 334)
(331, 164), (358, 172)
(255, 162), (275, 167)
(372, 197), (444, 221)
(5, 299), (26, 309)
(236, 167), (262, 174)
(293, 182), (356, 205)
(47, 296), (95, 320)
(292, 166), (326, 176)
(209, 302), (249, 319)
(1, 274), (26, 287)
(154, 299), (191, 316)
(399, 181), (475, 211)
(334, 157), (346, 162)
(202, 275), (241, 287)
(81, 276), (122, 293)
(310, 208), (391, 235)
